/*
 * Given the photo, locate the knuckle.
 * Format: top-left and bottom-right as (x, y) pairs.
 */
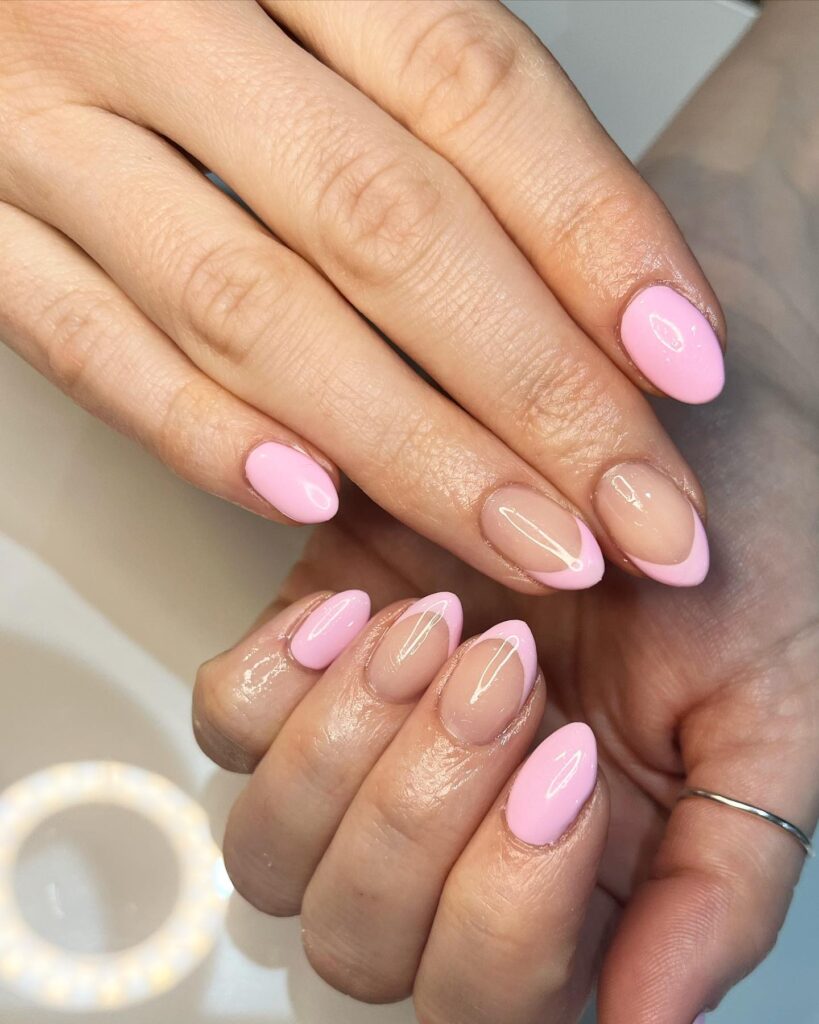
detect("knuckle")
(547, 178), (654, 291)
(397, 6), (522, 139)
(301, 885), (412, 1003)
(314, 143), (444, 287)
(512, 344), (620, 469)
(42, 291), (119, 398)
(174, 236), (299, 370)
(153, 375), (220, 473)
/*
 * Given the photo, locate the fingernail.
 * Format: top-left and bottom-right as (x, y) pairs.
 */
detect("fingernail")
(506, 722), (597, 845)
(438, 620), (538, 746)
(481, 486), (604, 590)
(594, 462), (709, 587)
(620, 285), (724, 404)
(368, 592), (463, 702)
(692, 1015), (706, 1024)
(290, 590), (371, 670)
(245, 442), (339, 523)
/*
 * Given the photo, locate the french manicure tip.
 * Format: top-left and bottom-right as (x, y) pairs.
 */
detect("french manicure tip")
(530, 520), (605, 590)
(396, 591), (463, 655)
(479, 619), (538, 698)
(629, 507), (710, 587)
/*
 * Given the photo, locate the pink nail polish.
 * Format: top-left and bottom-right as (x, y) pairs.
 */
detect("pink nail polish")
(692, 1015), (706, 1024)
(594, 462), (709, 587)
(290, 590), (371, 670)
(368, 592), (463, 702)
(506, 722), (597, 845)
(481, 486), (604, 590)
(245, 442), (339, 523)
(620, 285), (724, 404)
(438, 620), (538, 746)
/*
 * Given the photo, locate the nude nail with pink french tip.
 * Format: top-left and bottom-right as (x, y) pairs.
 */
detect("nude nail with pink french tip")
(290, 590), (371, 671)
(594, 462), (709, 587)
(368, 592), (463, 703)
(506, 722), (597, 846)
(481, 485), (604, 590)
(620, 285), (725, 404)
(438, 620), (538, 746)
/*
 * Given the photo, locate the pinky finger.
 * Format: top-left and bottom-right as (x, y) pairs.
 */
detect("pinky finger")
(0, 201), (339, 525)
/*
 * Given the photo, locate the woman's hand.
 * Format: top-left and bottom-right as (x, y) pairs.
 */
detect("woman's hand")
(195, 590), (610, 1021)
(0, 0), (725, 590)
(193, 4), (819, 1020)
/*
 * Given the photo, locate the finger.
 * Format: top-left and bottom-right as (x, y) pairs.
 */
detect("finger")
(223, 591), (463, 914)
(0, 201), (338, 525)
(193, 589), (375, 771)
(268, 0), (726, 404)
(2, 103), (608, 594)
(63, 0), (710, 585)
(598, 683), (819, 1024)
(300, 620), (545, 1002)
(415, 724), (610, 1024)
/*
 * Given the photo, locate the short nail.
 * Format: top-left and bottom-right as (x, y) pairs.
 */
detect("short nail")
(506, 722), (597, 845)
(481, 486), (604, 590)
(368, 592), (463, 702)
(245, 442), (339, 524)
(620, 285), (724, 404)
(594, 462), (709, 587)
(290, 590), (371, 670)
(438, 620), (538, 746)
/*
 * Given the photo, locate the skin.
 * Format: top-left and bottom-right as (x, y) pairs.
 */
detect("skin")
(0, 0), (723, 592)
(194, 5), (819, 1022)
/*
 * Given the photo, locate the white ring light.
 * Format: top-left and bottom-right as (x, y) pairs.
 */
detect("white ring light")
(0, 762), (232, 1012)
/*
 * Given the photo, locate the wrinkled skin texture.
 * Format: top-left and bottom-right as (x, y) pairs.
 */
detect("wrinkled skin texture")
(262, 5), (819, 1019)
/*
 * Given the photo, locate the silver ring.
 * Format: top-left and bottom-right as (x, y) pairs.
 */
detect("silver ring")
(680, 788), (814, 858)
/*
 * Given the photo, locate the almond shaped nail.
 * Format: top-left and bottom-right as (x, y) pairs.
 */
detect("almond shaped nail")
(368, 592), (463, 702)
(245, 442), (339, 523)
(506, 722), (597, 846)
(594, 462), (709, 587)
(481, 485), (604, 590)
(290, 590), (371, 670)
(620, 285), (725, 404)
(438, 620), (538, 746)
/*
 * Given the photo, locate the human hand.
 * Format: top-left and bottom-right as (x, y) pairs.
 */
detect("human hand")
(193, 3), (819, 1016)
(0, 0), (725, 590)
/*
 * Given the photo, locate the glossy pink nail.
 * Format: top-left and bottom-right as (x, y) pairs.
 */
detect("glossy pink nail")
(438, 620), (538, 746)
(506, 722), (597, 845)
(368, 592), (463, 702)
(620, 285), (724, 404)
(245, 442), (338, 523)
(290, 590), (370, 670)
(481, 486), (604, 590)
(594, 462), (709, 587)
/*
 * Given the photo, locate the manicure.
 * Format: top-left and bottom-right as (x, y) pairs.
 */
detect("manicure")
(481, 485), (604, 590)
(245, 441), (339, 523)
(620, 285), (724, 404)
(594, 462), (709, 587)
(368, 592), (463, 702)
(290, 590), (371, 670)
(506, 722), (597, 846)
(438, 620), (538, 746)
